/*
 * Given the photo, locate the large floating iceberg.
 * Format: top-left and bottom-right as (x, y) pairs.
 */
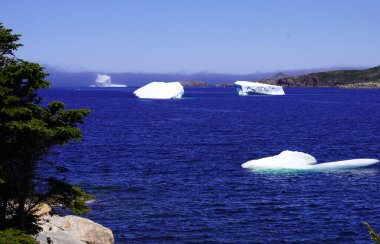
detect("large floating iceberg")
(241, 150), (378, 171)
(134, 82), (184, 99)
(234, 81), (285, 96)
(91, 74), (127, 87)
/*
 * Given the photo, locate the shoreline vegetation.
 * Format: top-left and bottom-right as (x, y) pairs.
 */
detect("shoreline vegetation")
(0, 23), (114, 243)
(178, 66), (380, 88)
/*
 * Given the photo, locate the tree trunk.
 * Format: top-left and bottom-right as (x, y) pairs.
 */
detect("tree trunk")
(0, 199), (7, 228)
(17, 197), (26, 229)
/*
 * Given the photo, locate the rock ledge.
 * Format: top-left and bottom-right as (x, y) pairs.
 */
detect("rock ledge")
(35, 204), (114, 244)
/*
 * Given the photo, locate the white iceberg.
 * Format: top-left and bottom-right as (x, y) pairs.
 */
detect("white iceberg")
(91, 74), (127, 87)
(241, 150), (378, 171)
(234, 81), (285, 95)
(134, 82), (184, 99)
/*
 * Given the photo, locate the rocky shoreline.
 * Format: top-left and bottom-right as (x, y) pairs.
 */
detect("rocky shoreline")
(179, 81), (210, 87)
(34, 204), (114, 244)
(337, 82), (380, 89)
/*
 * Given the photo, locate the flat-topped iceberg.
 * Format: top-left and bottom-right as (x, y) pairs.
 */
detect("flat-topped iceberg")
(234, 81), (285, 95)
(241, 150), (378, 171)
(134, 82), (184, 99)
(91, 74), (127, 87)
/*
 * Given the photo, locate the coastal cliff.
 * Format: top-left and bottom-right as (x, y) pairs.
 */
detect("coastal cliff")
(258, 66), (380, 88)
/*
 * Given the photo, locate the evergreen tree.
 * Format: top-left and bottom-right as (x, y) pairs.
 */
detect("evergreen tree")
(0, 23), (92, 232)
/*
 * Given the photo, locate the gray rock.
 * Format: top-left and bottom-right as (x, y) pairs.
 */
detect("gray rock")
(37, 230), (84, 244)
(37, 215), (114, 244)
(32, 203), (52, 217)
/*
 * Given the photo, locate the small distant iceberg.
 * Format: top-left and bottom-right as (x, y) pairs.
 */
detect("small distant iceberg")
(241, 150), (378, 171)
(234, 81), (285, 96)
(134, 82), (184, 99)
(90, 74), (127, 87)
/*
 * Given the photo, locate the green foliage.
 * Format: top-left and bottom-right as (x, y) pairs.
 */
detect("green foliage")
(0, 23), (22, 66)
(309, 66), (380, 86)
(365, 222), (380, 243)
(260, 66), (380, 87)
(0, 22), (91, 232)
(48, 179), (95, 215)
(0, 228), (38, 244)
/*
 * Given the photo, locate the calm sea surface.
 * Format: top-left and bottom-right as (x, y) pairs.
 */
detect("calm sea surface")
(41, 87), (380, 243)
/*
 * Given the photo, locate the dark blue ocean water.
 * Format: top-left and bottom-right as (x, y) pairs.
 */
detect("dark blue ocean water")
(41, 87), (380, 243)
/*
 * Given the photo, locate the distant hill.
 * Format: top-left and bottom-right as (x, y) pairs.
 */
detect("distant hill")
(271, 72), (289, 79)
(259, 66), (380, 88)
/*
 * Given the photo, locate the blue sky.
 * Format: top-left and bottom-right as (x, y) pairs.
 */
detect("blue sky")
(1, 0), (380, 73)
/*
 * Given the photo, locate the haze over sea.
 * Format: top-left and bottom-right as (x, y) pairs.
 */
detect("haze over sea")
(41, 87), (380, 243)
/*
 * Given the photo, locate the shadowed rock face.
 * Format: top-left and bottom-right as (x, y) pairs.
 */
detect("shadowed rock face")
(277, 76), (319, 87)
(259, 76), (322, 87)
(35, 205), (114, 244)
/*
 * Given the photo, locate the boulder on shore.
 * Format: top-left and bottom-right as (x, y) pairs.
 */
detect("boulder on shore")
(35, 205), (114, 244)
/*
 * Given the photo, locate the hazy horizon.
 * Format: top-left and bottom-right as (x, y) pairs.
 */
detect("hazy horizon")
(45, 64), (371, 87)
